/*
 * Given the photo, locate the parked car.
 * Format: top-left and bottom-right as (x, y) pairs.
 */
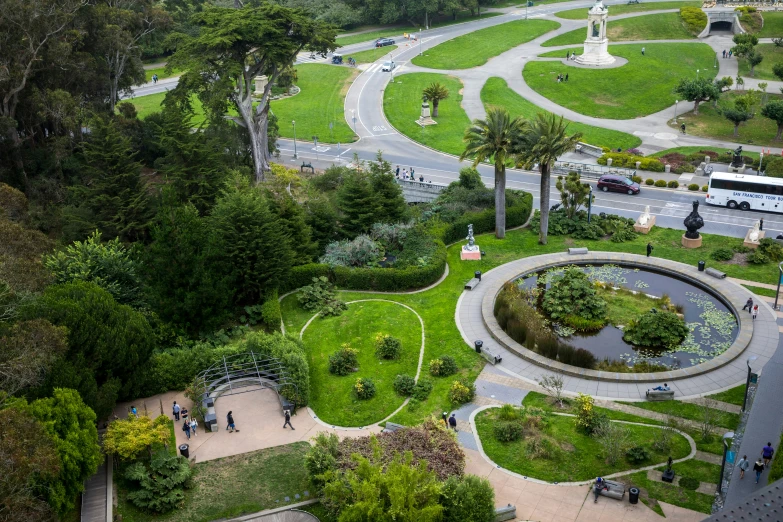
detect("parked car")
(381, 61), (396, 72)
(376, 38), (395, 48)
(597, 174), (640, 195)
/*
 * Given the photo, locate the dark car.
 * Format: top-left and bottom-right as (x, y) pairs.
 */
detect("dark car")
(597, 174), (640, 195)
(375, 38), (395, 48)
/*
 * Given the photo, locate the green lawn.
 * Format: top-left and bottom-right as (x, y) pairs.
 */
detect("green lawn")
(627, 469), (714, 514)
(412, 19), (560, 69)
(144, 66), (180, 83)
(525, 43), (716, 119)
(301, 300), (422, 426)
(542, 13), (695, 46)
(741, 284), (777, 298)
(475, 408), (691, 482)
(115, 443), (311, 522)
(758, 12), (783, 37)
(481, 77), (641, 150)
(738, 44), (783, 81)
(335, 12), (503, 47)
(555, 1), (701, 19)
(523, 391), (666, 425)
(707, 384), (746, 407)
(673, 92), (783, 147)
(347, 45), (398, 64)
(272, 64), (357, 143)
(383, 73), (470, 156)
(660, 459), (721, 484)
(616, 400), (740, 430)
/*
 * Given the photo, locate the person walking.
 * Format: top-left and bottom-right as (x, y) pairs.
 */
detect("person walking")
(743, 297), (754, 312)
(190, 417), (198, 437)
(646, 242), (654, 257)
(173, 401), (181, 421)
(737, 455), (750, 479)
(448, 413), (457, 431)
(722, 49), (726, 59)
(182, 420), (191, 440)
(130, 406), (138, 417)
(641, 47), (645, 56)
(752, 305), (758, 321)
(760, 218), (764, 231)
(754, 458), (765, 483)
(565, 73), (569, 82)
(395, 165), (400, 177)
(226, 411), (239, 433)
(729, 50), (732, 58)
(681, 122), (686, 135)
(762, 442), (775, 467)
(283, 409), (295, 430)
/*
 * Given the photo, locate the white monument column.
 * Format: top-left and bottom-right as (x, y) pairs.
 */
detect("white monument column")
(575, 0), (616, 66)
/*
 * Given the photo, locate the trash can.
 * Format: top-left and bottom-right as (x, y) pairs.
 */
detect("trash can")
(179, 444), (189, 459)
(474, 340), (483, 353)
(698, 260), (705, 272)
(475, 270), (482, 281)
(629, 487), (639, 505)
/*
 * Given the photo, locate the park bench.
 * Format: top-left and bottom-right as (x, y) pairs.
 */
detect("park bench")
(300, 162), (314, 173)
(576, 142), (604, 158)
(568, 247), (589, 255)
(464, 278), (481, 290)
(480, 347), (503, 365)
(382, 422), (406, 433)
(494, 504), (516, 522)
(646, 389), (675, 400)
(627, 0), (639, 4)
(597, 479), (626, 500)
(705, 267), (726, 279)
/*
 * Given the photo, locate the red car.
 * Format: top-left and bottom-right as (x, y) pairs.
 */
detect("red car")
(597, 174), (640, 195)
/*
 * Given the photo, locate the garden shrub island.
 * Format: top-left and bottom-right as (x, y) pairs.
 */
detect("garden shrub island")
(496, 263), (738, 371)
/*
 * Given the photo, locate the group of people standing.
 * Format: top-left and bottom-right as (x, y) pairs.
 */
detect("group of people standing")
(174, 401), (199, 439)
(742, 297), (759, 320)
(396, 165), (425, 182)
(556, 73), (569, 83)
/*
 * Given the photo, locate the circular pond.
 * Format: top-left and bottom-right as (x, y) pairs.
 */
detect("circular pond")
(513, 264), (738, 369)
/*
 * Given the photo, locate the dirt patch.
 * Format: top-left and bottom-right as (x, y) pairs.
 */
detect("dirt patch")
(560, 441), (576, 452)
(459, 88), (464, 95)
(723, 252), (749, 266)
(593, 95), (621, 107)
(564, 238), (576, 247)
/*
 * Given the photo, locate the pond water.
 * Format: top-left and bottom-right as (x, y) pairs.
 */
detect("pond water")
(517, 264), (738, 369)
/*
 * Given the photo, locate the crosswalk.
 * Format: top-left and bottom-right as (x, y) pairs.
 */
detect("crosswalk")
(361, 62), (407, 74)
(294, 53), (330, 65)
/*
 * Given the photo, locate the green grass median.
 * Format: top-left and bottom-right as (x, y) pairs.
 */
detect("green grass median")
(542, 12), (694, 46)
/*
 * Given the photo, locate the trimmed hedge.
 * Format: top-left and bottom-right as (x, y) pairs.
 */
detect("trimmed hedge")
(597, 152), (665, 172)
(439, 190), (533, 245)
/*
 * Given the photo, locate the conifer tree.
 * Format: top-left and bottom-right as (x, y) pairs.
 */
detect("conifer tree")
(368, 152), (407, 225)
(268, 193), (317, 265)
(337, 171), (379, 237)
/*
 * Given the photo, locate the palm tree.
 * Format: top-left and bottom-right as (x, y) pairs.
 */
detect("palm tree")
(515, 113), (582, 245)
(422, 82), (450, 117)
(459, 106), (526, 239)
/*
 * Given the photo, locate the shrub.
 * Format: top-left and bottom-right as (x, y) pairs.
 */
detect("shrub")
(370, 222), (409, 252)
(328, 345), (359, 376)
(654, 180), (667, 187)
(623, 310), (689, 348)
(393, 374), (416, 396)
(632, 175), (643, 183)
(440, 475), (496, 522)
(679, 476), (700, 490)
(320, 235), (381, 267)
(680, 6), (707, 34)
(449, 380), (475, 404)
(305, 432), (339, 492)
(645, 178), (655, 185)
(374, 333), (402, 360)
(354, 377), (376, 400)
(688, 184), (700, 191)
(125, 451), (192, 513)
(759, 238), (783, 262)
(711, 248), (734, 261)
(542, 267), (607, 325)
(702, 185), (708, 192)
(429, 355), (458, 376)
(597, 152), (664, 171)
(611, 228), (637, 243)
(574, 393), (596, 433)
(298, 276), (337, 311)
(748, 249), (769, 265)
(626, 446), (651, 464)
(260, 290), (281, 329)
(667, 180), (679, 189)
(493, 420), (523, 442)
(412, 379), (433, 400)
(498, 404), (522, 421)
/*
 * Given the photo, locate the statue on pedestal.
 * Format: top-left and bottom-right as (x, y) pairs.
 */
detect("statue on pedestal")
(749, 220), (761, 242)
(416, 95), (437, 126)
(465, 224), (479, 251)
(683, 201), (704, 240)
(639, 205), (651, 226)
(731, 146), (744, 168)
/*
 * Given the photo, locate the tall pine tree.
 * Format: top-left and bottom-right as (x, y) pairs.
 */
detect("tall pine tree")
(267, 192), (317, 265)
(337, 171), (379, 237)
(78, 115), (152, 242)
(369, 152), (407, 225)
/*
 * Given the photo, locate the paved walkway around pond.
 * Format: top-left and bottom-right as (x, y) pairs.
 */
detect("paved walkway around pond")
(456, 251), (780, 401)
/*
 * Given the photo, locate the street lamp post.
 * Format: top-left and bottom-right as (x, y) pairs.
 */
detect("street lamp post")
(742, 356), (758, 412)
(587, 186), (593, 223)
(714, 52), (718, 68)
(774, 261), (783, 310)
(718, 431), (735, 494)
(419, 29), (422, 56)
(696, 69), (700, 79)
(351, 109), (357, 135)
(313, 135), (319, 161)
(526, 0), (529, 19)
(672, 100), (678, 124)
(292, 120), (297, 159)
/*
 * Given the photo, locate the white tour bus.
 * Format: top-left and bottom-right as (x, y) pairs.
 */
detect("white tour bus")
(706, 172), (783, 212)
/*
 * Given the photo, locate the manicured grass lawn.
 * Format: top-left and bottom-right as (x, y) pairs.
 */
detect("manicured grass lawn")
(738, 44), (783, 81)
(649, 146), (760, 161)
(272, 64), (357, 144)
(475, 408), (691, 482)
(481, 77), (641, 150)
(707, 384), (746, 407)
(347, 45), (398, 64)
(121, 92), (207, 123)
(555, 1), (701, 19)
(523, 391), (666, 425)
(412, 19), (560, 69)
(335, 12), (503, 47)
(627, 469), (714, 514)
(383, 73), (470, 156)
(758, 12), (783, 37)
(665, 458), (721, 484)
(616, 400), (740, 430)
(115, 443), (311, 522)
(302, 300), (422, 426)
(741, 285), (777, 298)
(524, 43), (716, 119)
(541, 13), (694, 46)
(673, 92), (783, 148)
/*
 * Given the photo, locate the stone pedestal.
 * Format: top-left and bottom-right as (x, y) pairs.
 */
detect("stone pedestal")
(662, 469), (675, 483)
(416, 101), (437, 126)
(461, 246), (481, 260)
(729, 164), (746, 174)
(254, 75), (268, 96)
(681, 235), (702, 248)
(634, 215), (656, 234)
(744, 229), (765, 249)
